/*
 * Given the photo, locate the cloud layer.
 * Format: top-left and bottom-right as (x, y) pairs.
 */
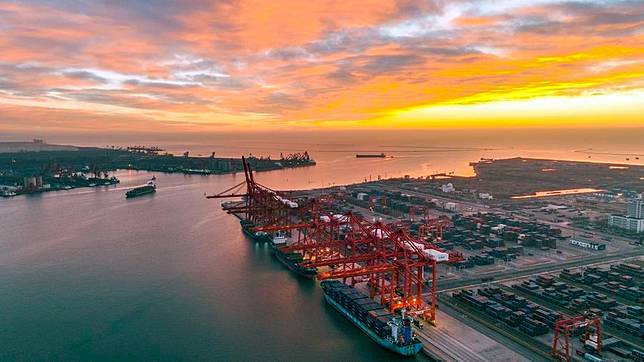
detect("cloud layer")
(0, 0), (643, 133)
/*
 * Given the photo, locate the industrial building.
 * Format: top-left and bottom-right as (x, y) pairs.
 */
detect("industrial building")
(609, 215), (644, 233)
(609, 196), (644, 233)
(570, 237), (606, 251)
(23, 175), (43, 190)
(441, 183), (455, 193)
(627, 198), (643, 218)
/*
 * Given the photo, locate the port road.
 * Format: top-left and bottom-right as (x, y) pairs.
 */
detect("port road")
(435, 295), (552, 362)
(415, 325), (486, 362)
(435, 252), (642, 293)
(414, 305), (534, 362)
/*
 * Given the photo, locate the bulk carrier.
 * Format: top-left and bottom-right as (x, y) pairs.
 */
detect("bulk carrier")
(321, 280), (423, 356)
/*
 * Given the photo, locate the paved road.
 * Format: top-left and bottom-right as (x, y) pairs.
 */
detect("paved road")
(437, 296), (552, 362)
(435, 251), (643, 292)
(416, 325), (487, 362)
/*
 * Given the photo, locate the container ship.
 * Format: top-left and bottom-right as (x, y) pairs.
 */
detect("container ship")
(125, 179), (156, 198)
(240, 219), (271, 242)
(356, 153), (386, 158)
(321, 280), (423, 356)
(270, 235), (318, 279)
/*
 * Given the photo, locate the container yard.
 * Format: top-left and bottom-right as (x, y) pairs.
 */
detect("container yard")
(209, 157), (643, 361)
(445, 260), (644, 362)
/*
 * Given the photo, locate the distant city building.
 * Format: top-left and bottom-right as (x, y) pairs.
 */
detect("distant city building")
(445, 202), (457, 212)
(592, 190), (620, 199)
(23, 176), (43, 190)
(609, 196), (644, 233)
(441, 183), (455, 193)
(609, 215), (644, 233)
(479, 192), (493, 200)
(627, 198), (643, 218)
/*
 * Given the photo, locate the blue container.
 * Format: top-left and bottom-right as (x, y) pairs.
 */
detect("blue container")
(403, 325), (412, 343)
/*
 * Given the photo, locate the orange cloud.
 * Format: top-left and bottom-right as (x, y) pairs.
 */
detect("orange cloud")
(0, 0), (643, 134)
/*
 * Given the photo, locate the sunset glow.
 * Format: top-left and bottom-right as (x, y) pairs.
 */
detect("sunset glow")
(0, 0), (643, 134)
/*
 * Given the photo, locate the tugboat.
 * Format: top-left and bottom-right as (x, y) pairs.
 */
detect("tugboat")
(321, 280), (423, 356)
(125, 179), (156, 198)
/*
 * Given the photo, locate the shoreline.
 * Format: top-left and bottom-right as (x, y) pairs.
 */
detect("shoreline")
(0, 144), (316, 198)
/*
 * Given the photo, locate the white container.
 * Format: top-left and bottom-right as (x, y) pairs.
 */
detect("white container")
(424, 249), (449, 262)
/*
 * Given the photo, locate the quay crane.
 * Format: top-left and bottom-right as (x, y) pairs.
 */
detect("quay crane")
(207, 157), (463, 324)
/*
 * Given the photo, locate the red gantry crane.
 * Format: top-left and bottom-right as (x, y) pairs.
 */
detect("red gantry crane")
(552, 312), (602, 362)
(207, 157), (463, 324)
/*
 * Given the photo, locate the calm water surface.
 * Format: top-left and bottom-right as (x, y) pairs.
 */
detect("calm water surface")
(0, 170), (428, 361)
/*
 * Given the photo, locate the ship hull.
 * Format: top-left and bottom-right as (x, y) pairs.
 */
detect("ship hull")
(271, 243), (317, 279)
(125, 188), (155, 198)
(323, 294), (423, 356)
(356, 154), (386, 158)
(240, 221), (271, 242)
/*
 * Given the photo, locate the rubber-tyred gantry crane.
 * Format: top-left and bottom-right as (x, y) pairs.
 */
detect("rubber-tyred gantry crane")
(552, 312), (602, 362)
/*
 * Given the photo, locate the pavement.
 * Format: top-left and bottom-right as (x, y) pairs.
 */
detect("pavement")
(415, 308), (533, 362)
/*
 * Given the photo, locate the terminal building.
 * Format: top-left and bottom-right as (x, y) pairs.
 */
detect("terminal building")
(609, 197), (644, 233)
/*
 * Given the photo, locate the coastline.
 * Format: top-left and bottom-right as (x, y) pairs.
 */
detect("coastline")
(0, 144), (316, 198)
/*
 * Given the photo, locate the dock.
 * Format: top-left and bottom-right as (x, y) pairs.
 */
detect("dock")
(415, 309), (530, 362)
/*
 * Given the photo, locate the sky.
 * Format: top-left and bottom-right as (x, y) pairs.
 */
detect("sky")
(0, 0), (643, 136)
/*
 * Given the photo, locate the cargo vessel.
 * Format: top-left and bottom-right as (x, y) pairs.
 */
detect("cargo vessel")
(321, 280), (423, 356)
(240, 219), (271, 242)
(270, 235), (318, 278)
(356, 153), (386, 158)
(125, 179), (156, 198)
